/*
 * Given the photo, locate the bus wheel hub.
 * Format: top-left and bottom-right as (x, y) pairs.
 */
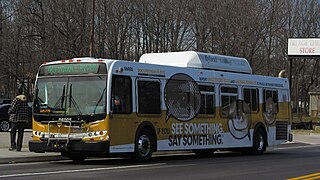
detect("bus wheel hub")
(138, 135), (150, 157)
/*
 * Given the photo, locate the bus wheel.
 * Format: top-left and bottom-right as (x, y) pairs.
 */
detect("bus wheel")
(61, 152), (86, 163)
(133, 129), (154, 162)
(252, 128), (267, 155)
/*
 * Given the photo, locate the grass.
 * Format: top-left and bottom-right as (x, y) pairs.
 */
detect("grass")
(292, 115), (320, 123)
(291, 114), (320, 134)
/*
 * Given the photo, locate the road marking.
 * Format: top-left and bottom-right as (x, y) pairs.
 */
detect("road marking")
(0, 163), (166, 178)
(287, 172), (320, 180)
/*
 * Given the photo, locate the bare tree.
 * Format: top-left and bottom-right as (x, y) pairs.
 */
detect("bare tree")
(0, 0), (320, 100)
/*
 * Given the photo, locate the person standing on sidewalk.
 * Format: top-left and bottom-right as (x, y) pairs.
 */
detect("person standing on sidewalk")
(7, 95), (30, 151)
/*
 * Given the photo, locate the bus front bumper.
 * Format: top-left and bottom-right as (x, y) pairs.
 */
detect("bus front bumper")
(29, 140), (110, 153)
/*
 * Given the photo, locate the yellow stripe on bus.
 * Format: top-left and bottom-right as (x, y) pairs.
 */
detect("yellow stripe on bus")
(287, 172), (320, 180)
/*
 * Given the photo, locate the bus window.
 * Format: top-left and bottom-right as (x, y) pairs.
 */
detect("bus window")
(138, 80), (161, 115)
(243, 88), (259, 113)
(111, 75), (132, 114)
(198, 85), (215, 115)
(220, 86), (238, 118)
(263, 89), (278, 114)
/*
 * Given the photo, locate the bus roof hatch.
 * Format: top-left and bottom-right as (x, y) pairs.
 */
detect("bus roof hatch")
(139, 51), (252, 74)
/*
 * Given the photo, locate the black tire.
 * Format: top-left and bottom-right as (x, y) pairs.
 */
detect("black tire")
(132, 129), (155, 162)
(61, 152), (86, 163)
(193, 149), (214, 157)
(0, 120), (10, 132)
(252, 128), (267, 155)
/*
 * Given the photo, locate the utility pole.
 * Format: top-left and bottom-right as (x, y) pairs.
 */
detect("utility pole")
(288, 57), (292, 96)
(89, 0), (95, 57)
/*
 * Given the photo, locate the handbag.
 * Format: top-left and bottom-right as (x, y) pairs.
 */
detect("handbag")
(9, 114), (16, 122)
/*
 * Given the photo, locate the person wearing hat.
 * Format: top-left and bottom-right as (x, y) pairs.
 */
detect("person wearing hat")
(112, 95), (122, 113)
(7, 94), (30, 151)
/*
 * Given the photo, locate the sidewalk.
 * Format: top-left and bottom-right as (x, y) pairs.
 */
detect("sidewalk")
(0, 130), (65, 164)
(0, 133), (319, 164)
(290, 133), (320, 145)
(0, 149), (65, 164)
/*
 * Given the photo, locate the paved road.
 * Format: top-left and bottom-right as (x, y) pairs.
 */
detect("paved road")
(0, 143), (319, 180)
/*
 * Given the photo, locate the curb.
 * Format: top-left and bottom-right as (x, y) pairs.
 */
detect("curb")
(0, 155), (67, 164)
(292, 132), (320, 136)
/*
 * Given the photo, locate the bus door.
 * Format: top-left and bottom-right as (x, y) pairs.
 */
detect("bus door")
(110, 75), (134, 152)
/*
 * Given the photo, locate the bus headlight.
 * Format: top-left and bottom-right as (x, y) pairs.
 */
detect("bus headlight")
(84, 130), (107, 138)
(33, 131), (45, 138)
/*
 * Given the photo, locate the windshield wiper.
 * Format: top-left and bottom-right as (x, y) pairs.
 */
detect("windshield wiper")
(68, 84), (82, 116)
(92, 87), (106, 115)
(53, 85), (66, 111)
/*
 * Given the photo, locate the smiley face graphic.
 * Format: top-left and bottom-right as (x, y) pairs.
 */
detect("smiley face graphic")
(227, 101), (252, 140)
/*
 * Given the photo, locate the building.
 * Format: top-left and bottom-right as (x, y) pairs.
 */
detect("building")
(309, 91), (320, 117)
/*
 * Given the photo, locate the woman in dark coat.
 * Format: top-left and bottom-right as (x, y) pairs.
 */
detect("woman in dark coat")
(8, 95), (30, 151)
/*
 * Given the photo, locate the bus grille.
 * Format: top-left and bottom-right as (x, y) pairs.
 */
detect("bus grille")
(276, 121), (288, 140)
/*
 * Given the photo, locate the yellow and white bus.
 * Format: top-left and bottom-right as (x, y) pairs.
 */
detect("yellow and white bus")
(29, 51), (292, 162)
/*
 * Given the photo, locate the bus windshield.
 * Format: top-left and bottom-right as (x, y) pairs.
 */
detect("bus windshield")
(34, 76), (107, 119)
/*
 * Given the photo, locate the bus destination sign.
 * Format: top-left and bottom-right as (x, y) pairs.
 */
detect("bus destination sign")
(40, 63), (106, 76)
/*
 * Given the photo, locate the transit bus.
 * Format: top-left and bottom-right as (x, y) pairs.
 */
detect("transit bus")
(29, 51), (292, 162)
